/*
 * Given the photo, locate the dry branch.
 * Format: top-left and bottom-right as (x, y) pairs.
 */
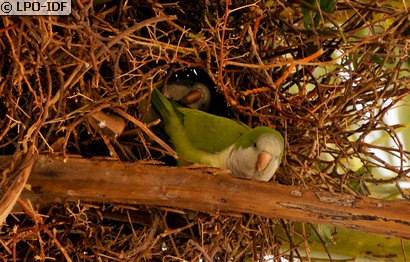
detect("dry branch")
(1, 1), (410, 260)
(5, 154), (410, 240)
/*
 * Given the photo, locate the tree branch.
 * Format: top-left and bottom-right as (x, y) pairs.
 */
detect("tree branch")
(4, 155), (410, 239)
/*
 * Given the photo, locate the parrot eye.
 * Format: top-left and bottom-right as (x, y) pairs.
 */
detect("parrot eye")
(253, 143), (257, 148)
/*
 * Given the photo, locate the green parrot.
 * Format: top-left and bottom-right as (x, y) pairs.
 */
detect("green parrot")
(150, 89), (284, 181)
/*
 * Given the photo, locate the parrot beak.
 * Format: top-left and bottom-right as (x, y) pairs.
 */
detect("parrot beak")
(256, 151), (272, 172)
(181, 89), (203, 105)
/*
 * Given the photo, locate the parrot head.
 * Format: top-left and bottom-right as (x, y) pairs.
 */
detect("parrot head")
(163, 81), (211, 111)
(226, 126), (284, 181)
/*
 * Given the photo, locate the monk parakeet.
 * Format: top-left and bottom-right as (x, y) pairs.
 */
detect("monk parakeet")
(151, 89), (284, 181)
(143, 80), (212, 129)
(163, 80), (211, 111)
(165, 67), (233, 117)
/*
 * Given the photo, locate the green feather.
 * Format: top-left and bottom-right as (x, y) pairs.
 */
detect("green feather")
(177, 107), (249, 152)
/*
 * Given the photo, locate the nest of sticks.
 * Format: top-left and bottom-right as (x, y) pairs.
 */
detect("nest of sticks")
(0, 0), (409, 260)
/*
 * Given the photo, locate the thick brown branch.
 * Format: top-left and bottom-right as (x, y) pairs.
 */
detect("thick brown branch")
(4, 155), (410, 239)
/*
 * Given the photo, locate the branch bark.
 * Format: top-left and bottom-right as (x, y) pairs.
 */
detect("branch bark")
(3, 155), (410, 239)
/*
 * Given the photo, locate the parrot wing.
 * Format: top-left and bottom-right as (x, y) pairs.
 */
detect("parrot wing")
(177, 107), (249, 153)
